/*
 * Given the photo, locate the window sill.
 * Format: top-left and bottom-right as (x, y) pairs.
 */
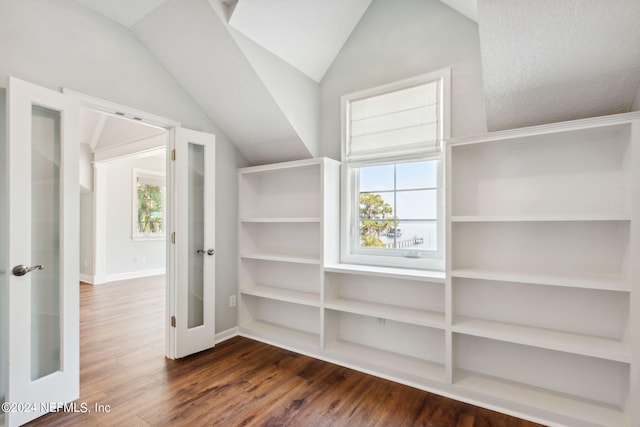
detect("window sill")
(324, 263), (446, 283)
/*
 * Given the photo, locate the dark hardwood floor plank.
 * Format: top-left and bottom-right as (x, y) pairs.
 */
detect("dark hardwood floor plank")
(26, 277), (544, 427)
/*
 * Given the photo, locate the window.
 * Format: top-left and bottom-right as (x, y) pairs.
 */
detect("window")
(132, 169), (166, 240)
(341, 69), (450, 270)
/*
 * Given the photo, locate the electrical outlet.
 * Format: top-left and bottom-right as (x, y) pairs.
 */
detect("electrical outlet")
(229, 295), (237, 307)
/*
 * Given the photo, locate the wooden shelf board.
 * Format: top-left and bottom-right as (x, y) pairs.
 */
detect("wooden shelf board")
(325, 263), (445, 283)
(240, 253), (321, 265)
(240, 217), (321, 223)
(454, 370), (627, 427)
(240, 285), (320, 307)
(325, 298), (445, 329)
(453, 318), (629, 363)
(325, 340), (447, 385)
(450, 213), (631, 222)
(450, 268), (629, 292)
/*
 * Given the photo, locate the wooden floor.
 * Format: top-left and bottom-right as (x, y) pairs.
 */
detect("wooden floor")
(28, 277), (544, 427)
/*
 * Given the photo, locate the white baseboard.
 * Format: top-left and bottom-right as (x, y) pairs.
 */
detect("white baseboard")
(79, 273), (95, 284)
(105, 268), (165, 283)
(82, 269), (166, 285)
(215, 327), (239, 344)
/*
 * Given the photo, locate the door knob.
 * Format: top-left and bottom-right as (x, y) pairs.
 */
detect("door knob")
(196, 249), (215, 256)
(12, 264), (44, 277)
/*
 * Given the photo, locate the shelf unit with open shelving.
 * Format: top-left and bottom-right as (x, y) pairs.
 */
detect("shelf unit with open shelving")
(237, 157), (340, 352)
(445, 112), (640, 427)
(235, 112), (639, 427)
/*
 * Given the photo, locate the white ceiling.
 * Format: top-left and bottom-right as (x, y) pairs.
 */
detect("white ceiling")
(440, 0), (477, 22)
(79, 108), (164, 152)
(228, 0), (372, 82)
(74, 0), (166, 28)
(73, 0), (640, 163)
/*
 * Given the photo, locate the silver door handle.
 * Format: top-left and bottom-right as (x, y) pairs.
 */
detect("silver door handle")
(12, 264), (44, 277)
(196, 249), (215, 256)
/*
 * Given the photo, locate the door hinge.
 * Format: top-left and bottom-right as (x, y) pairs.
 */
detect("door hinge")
(171, 316), (176, 327)
(171, 149), (176, 161)
(171, 232), (175, 244)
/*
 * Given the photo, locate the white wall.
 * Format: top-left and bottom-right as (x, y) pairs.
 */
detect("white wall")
(79, 192), (94, 280)
(0, 0), (247, 334)
(633, 82), (640, 111)
(319, 0), (487, 160)
(105, 155), (166, 279)
(79, 144), (93, 193)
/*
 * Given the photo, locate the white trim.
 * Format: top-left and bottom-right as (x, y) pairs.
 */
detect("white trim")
(105, 269), (166, 283)
(63, 88), (180, 130)
(445, 110), (640, 147)
(93, 133), (166, 163)
(215, 327), (239, 344)
(79, 274), (95, 284)
(79, 270), (167, 285)
(92, 163), (108, 287)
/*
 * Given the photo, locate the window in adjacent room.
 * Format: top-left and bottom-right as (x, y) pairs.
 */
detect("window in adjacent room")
(133, 169), (166, 240)
(341, 69), (450, 270)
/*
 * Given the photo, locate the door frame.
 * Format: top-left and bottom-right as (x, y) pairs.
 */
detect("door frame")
(63, 89), (183, 359)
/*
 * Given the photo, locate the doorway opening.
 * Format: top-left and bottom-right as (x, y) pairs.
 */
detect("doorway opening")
(78, 106), (168, 285)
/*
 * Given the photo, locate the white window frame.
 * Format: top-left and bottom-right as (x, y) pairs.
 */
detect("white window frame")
(132, 168), (166, 241)
(340, 68), (451, 271)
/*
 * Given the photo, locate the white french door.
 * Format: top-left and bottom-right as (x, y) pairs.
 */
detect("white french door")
(5, 77), (79, 426)
(170, 128), (216, 358)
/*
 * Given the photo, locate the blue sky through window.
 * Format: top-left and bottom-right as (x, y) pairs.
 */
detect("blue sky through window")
(358, 160), (438, 251)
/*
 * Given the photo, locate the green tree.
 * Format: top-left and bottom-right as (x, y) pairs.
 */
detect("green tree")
(138, 184), (163, 234)
(359, 193), (395, 247)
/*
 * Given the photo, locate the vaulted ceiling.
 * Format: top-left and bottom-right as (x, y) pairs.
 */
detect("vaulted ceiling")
(74, 0), (640, 164)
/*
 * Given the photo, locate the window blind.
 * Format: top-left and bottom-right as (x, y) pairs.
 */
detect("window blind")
(347, 79), (440, 162)
(137, 175), (165, 187)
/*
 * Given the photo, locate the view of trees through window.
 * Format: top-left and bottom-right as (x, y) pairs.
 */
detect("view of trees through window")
(137, 183), (163, 235)
(358, 160), (438, 252)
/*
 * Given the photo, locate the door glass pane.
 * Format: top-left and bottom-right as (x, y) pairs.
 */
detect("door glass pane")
(31, 105), (61, 380)
(188, 143), (205, 328)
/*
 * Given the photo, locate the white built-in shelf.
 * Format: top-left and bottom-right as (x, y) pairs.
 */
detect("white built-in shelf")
(450, 268), (629, 292)
(453, 371), (627, 427)
(453, 318), (629, 363)
(240, 284), (320, 307)
(238, 157), (323, 174)
(240, 217), (321, 223)
(446, 112), (639, 426)
(240, 253), (321, 265)
(324, 263), (446, 283)
(450, 214), (632, 222)
(325, 340), (447, 386)
(240, 320), (320, 353)
(325, 298), (445, 329)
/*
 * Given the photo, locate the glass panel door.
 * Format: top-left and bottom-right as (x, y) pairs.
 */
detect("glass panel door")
(172, 127), (216, 358)
(6, 77), (79, 426)
(188, 143), (205, 329)
(30, 106), (62, 380)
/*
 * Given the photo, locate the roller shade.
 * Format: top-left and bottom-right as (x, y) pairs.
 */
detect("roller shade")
(347, 79), (440, 162)
(137, 174), (165, 187)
